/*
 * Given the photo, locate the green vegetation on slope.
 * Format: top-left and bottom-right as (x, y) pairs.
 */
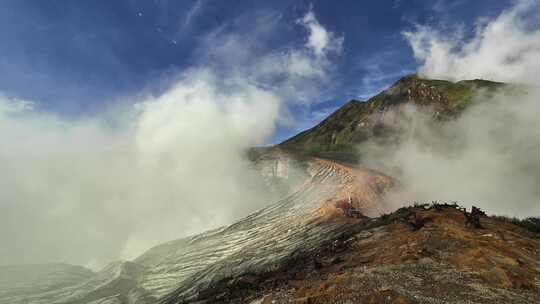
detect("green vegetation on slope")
(278, 75), (505, 161)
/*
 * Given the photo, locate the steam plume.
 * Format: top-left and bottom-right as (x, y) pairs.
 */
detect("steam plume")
(0, 8), (342, 268)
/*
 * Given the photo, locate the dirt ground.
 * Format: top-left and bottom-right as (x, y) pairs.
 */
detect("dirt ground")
(193, 205), (540, 304)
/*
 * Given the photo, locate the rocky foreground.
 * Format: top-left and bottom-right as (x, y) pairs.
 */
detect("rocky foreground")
(184, 204), (540, 304)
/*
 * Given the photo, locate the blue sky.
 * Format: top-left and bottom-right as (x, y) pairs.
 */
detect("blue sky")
(0, 0), (512, 142)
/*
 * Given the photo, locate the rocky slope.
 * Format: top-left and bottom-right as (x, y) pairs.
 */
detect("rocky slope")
(0, 261), (147, 304)
(192, 204), (540, 303)
(0, 156), (395, 304)
(0, 264), (95, 302)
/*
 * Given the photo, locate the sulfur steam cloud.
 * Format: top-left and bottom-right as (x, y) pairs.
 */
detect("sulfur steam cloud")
(0, 8), (343, 269)
(360, 0), (540, 217)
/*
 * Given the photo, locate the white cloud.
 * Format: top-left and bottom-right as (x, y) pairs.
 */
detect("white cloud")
(297, 9), (343, 57)
(198, 7), (343, 105)
(0, 96), (33, 114)
(0, 70), (281, 268)
(183, 0), (204, 28)
(360, 88), (540, 218)
(404, 0), (540, 85)
(0, 7), (343, 268)
(362, 0), (540, 218)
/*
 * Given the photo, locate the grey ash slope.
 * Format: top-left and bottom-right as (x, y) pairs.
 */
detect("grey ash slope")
(1, 157), (393, 304)
(155, 159), (393, 303)
(0, 261), (144, 304)
(0, 264), (94, 301)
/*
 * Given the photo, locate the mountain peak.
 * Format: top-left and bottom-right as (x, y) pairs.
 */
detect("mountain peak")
(278, 75), (505, 161)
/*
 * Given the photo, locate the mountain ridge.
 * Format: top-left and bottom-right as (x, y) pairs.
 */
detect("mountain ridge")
(277, 74), (505, 162)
